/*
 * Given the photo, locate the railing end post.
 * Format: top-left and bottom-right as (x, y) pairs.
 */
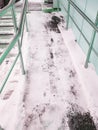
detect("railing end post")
(66, 0), (70, 30)
(84, 62), (88, 68)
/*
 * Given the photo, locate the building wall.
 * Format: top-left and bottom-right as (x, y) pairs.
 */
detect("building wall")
(58, 0), (98, 74)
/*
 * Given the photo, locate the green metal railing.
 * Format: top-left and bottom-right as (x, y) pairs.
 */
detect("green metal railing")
(59, 0), (98, 68)
(0, 0), (28, 93)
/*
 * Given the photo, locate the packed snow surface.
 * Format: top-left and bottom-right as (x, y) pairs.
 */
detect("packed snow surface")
(0, 1), (98, 130)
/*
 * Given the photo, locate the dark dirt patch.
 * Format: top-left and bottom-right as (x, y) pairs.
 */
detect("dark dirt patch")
(51, 85), (57, 93)
(47, 16), (61, 33)
(60, 15), (65, 23)
(44, 0), (53, 3)
(69, 69), (76, 78)
(3, 90), (14, 100)
(60, 15), (63, 19)
(5, 60), (9, 64)
(52, 16), (61, 24)
(43, 92), (46, 97)
(10, 80), (18, 83)
(24, 114), (35, 128)
(75, 39), (77, 42)
(67, 111), (97, 130)
(51, 38), (54, 42)
(24, 103), (50, 129)
(50, 52), (54, 59)
(70, 85), (77, 97)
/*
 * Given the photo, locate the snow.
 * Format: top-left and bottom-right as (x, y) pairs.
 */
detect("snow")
(21, 12), (88, 130)
(0, 1), (98, 130)
(58, 24), (98, 117)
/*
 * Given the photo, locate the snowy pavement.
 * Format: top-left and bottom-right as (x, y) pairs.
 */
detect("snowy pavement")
(0, 2), (98, 130)
(21, 11), (89, 130)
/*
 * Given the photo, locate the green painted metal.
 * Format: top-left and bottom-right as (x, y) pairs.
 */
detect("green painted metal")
(66, 0), (70, 30)
(58, 0), (98, 73)
(43, 0), (60, 13)
(0, 0), (16, 17)
(0, 0), (28, 93)
(85, 12), (98, 68)
(43, 8), (60, 13)
(60, 1), (98, 57)
(0, 53), (20, 93)
(0, 34), (19, 64)
(78, 0), (88, 44)
(25, 14), (29, 32)
(11, 6), (25, 74)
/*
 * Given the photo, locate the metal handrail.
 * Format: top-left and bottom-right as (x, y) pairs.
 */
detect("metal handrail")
(60, 1), (98, 57)
(0, 0), (27, 64)
(59, 0), (98, 68)
(0, 0), (28, 93)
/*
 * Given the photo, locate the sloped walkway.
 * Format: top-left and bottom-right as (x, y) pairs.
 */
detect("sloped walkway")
(0, 2), (98, 130)
(21, 11), (90, 130)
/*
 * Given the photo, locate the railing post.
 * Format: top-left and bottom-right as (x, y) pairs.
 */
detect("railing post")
(0, 0), (27, 93)
(20, 12), (27, 46)
(57, 0), (60, 11)
(25, 14), (29, 32)
(85, 12), (98, 68)
(11, 6), (25, 74)
(66, 0), (70, 30)
(25, 0), (29, 32)
(78, 0), (88, 44)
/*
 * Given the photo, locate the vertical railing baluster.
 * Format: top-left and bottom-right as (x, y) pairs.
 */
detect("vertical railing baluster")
(20, 10), (27, 46)
(66, 0), (70, 30)
(25, 0), (29, 32)
(0, 0), (27, 93)
(78, 0), (88, 44)
(25, 14), (29, 32)
(11, 5), (25, 74)
(57, 0), (60, 11)
(85, 12), (98, 68)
